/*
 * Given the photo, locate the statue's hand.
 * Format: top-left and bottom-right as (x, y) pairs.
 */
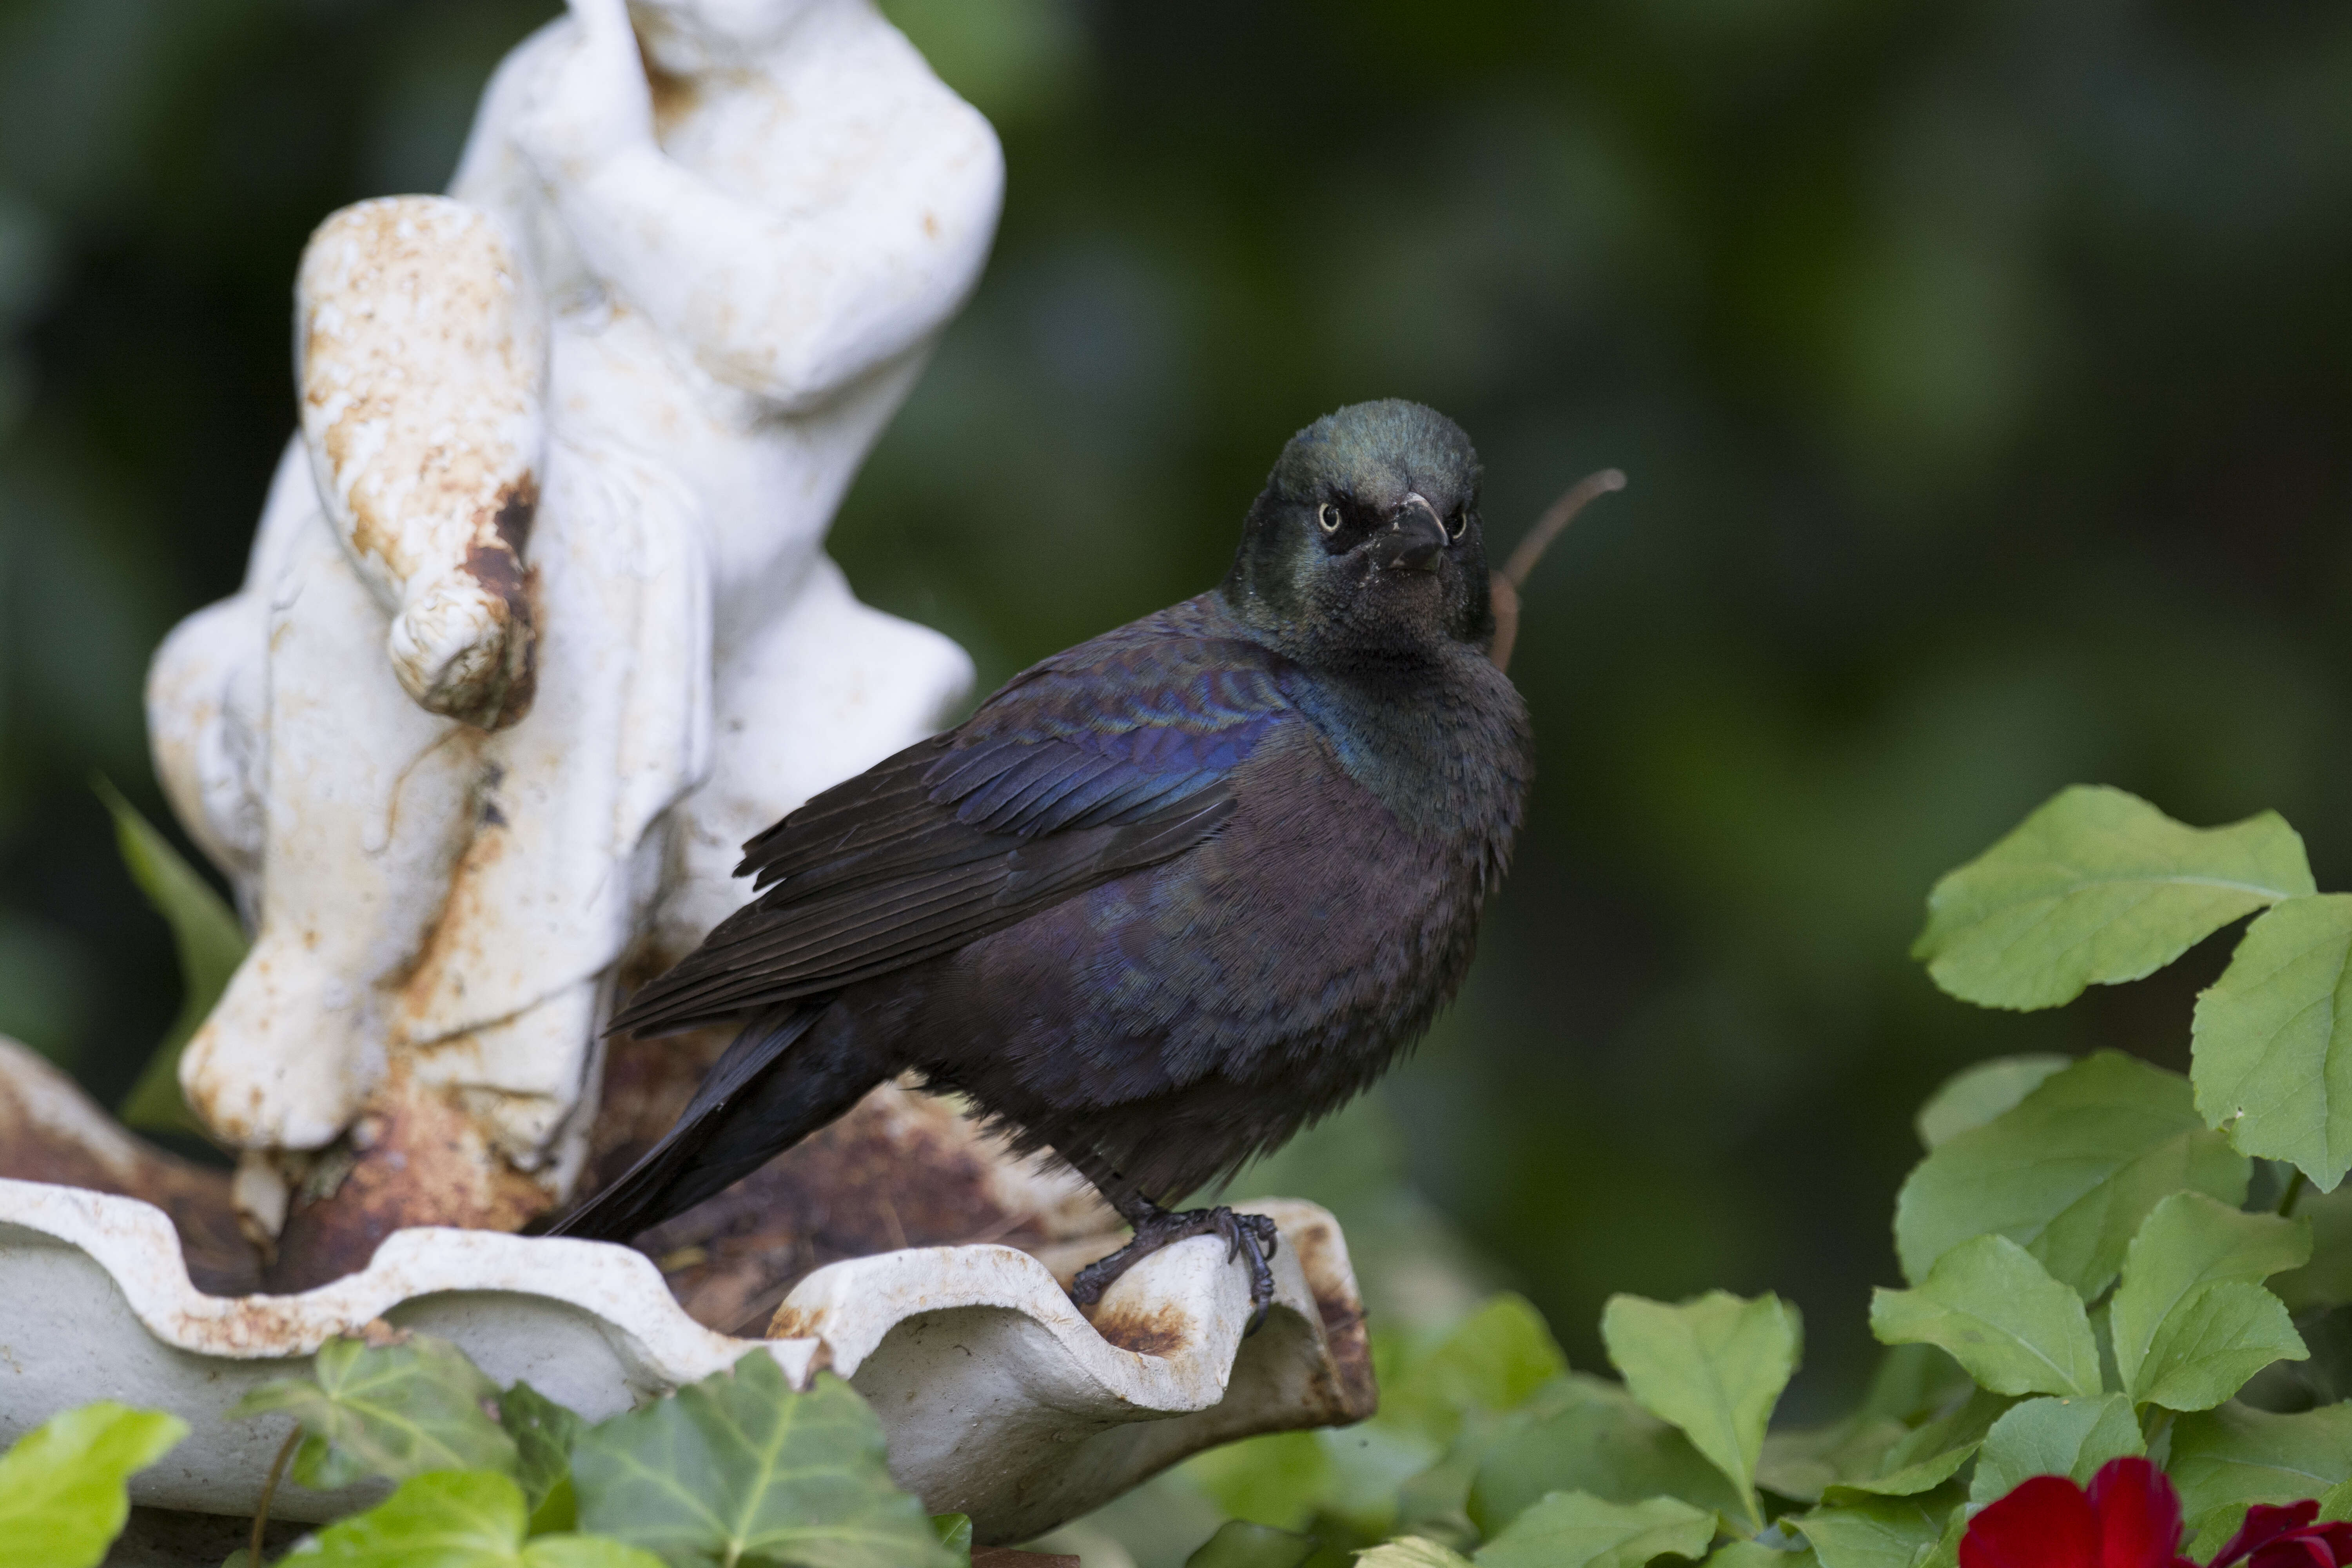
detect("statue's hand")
(515, 0), (658, 183)
(389, 569), (535, 731)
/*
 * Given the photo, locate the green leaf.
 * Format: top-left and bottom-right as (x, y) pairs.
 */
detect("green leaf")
(1869, 1236), (2100, 1398)
(233, 1332), (516, 1491)
(1965, 1395), (2142, 1504)
(2129, 1283), (2305, 1412)
(1818, 1389), (2011, 1507)
(1472, 1492), (1714, 1568)
(1359, 1540), (1477, 1568)
(2168, 1401), (2352, 1553)
(1912, 786), (2311, 1009)
(301, 1470), (664, 1567)
(1796, 1486), (1965, 1568)
(931, 1514), (972, 1558)
(1709, 1547), (1817, 1568)
(1182, 1520), (1317, 1568)
(0, 1401), (187, 1568)
(94, 777), (249, 1135)
(572, 1354), (951, 1568)
(1757, 1416), (1909, 1504)
(2194, 894), (2352, 1191)
(2111, 1193), (2308, 1387)
(502, 1381), (586, 1532)
(1915, 1056), (2073, 1152)
(1381, 1295), (1572, 1448)
(1893, 1051), (2249, 1298)
(1468, 1376), (1746, 1539)
(1602, 1292), (1802, 1530)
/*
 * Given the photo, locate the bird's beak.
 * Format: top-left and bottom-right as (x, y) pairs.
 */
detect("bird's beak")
(1372, 494), (1448, 574)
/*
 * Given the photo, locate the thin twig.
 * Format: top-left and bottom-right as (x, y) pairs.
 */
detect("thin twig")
(1488, 467), (1627, 674)
(1501, 467), (1626, 590)
(251, 1426), (300, 1566)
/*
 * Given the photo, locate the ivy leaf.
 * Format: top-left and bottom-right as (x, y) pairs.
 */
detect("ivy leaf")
(1912, 785), (2311, 1010)
(1357, 1541), (1476, 1568)
(94, 777), (249, 1135)
(1913, 1056), (2072, 1151)
(1468, 1376), (1746, 1538)
(2194, 895), (2352, 1191)
(1602, 1292), (1802, 1531)
(0, 1401), (186, 1568)
(1893, 1051), (2249, 1298)
(502, 1381), (586, 1532)
(301, 1470), (664, 1567)
(571, 1353), (952, 1568)
(2169, 1401), (2352, 1555)
(1870, 1236), (2100, 1398)
(1471, 1492), (1714, 1568)
(233, 1332), (516, 1491)
(1796, 1485), (1965, 1568)
(1966, 1395), (2143, 1504)
(1182, 1521), (1318, 1568)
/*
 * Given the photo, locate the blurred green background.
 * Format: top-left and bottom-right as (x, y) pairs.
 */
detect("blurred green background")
(3, 0), (2350, 1420)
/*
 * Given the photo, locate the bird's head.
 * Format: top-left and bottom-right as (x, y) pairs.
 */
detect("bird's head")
(1223, 399), (1492, 672)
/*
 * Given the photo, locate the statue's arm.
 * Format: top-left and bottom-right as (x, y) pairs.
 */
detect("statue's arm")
(296, 198), (544, 731)
(505, 4), (1003, 412)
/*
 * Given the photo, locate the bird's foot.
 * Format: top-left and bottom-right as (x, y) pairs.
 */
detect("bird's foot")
(1070, 1205), (1281, 1333)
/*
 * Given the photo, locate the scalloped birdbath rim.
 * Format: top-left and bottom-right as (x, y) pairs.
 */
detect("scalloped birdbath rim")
(0, 1176), (1372, 1544)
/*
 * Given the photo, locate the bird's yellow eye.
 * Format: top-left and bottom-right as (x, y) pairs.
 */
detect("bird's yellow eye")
(1318, 503), (1342, 533)
(1448, 510), (1470, 541)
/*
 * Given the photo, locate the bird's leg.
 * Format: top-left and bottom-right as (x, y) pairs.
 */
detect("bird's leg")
(1069, 1186), (1281, 1332)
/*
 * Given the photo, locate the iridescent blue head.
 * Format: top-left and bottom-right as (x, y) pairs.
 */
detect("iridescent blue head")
(1223, 399), (1492, 671)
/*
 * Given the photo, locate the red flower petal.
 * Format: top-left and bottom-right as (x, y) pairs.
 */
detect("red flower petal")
(2214, 1503), (2324, 1568)
(2090, 1458), (2188, 1568)
(1964, 1475), (2101, 1568)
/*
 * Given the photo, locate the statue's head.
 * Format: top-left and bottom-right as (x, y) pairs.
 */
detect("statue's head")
(628, 0), (843, 69)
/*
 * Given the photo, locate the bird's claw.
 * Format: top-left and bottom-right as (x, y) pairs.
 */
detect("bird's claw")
(1068, 1204), (1280, 1334)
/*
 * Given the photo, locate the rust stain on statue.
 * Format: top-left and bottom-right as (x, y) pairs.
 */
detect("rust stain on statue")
(265, 1067), (548, 1294)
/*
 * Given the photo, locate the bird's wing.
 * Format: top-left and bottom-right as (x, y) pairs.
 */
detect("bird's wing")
(610, 616), (1297, 1035)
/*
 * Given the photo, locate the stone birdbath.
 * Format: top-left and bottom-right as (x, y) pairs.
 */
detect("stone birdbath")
(0, 0), (1374, 1548)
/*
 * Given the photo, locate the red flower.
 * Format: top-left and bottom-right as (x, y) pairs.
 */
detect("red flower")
(1960, 1458), (2197, 1568)
(2208, 1502), (2352, 1568)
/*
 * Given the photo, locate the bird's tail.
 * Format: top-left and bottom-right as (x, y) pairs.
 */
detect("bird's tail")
(549, 998), (880, 1242)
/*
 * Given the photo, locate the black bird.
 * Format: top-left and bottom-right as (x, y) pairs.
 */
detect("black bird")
(554, 400), (1532, 1315)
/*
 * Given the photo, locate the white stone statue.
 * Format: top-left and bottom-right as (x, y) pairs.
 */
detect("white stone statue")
(145, 0), (1001, 1244)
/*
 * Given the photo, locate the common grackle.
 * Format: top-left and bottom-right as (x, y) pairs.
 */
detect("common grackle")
(553, 399), (1533, 1318)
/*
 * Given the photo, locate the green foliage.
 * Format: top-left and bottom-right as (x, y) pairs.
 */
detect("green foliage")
(94, 776), (247, 1134)
(1601, 1291), (1802, 1530)
(1912, 1056), (2070, 1152)
(2169, 1402), (2352, 1554)
(572, 1353), (955, 1568)
(1466, 1376), (1746, 1534)
(1892, 1051), (2247, 1298)
(0, 1401), (184, 1568)
(1911, 785), (2311, 1010)
(1793, 1486), (1965, 1568)
(299, 1471), (664, 1568)
(1473, 1492), (1715, 1568)
(1183, 1520), (1318, 1568)
(1869, 1236), (2099, 1397)
(1965, 1396), (2141, 1504)
(235, 1332), (517, 1491)
(2192, 895), (2352, 1191)
(503, 1381), (587, 1534)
